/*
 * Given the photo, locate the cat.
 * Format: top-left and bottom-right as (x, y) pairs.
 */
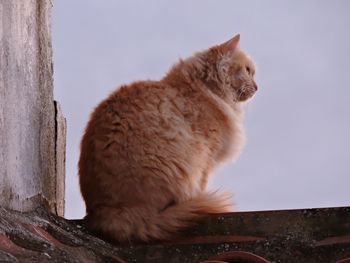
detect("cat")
(78, 34), (257, 243)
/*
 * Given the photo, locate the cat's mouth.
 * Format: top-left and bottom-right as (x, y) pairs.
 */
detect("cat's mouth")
(237, 85), (257, 101)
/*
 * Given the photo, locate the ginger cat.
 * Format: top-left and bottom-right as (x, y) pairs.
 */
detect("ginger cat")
(79, 34), (257, 243)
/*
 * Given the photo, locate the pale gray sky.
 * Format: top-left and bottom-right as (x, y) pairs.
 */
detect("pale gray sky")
(53, 0), (350, 219)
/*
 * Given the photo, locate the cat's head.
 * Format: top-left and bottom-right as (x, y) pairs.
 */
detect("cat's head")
(203, 34), (258, 102)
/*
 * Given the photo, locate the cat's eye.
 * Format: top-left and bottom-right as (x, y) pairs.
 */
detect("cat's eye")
(246, 66), (251, 74)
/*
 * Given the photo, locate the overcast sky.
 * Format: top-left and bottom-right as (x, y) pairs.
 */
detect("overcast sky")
(53, 0), (350, 219)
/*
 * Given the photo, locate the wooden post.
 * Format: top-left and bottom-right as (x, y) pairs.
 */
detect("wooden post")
(0, 0), (65, 216)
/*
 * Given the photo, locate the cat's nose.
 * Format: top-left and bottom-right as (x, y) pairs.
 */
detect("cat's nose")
(253, 83), (258, 91)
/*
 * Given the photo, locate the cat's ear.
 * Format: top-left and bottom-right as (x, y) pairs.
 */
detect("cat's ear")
(218, 34), (240, 54)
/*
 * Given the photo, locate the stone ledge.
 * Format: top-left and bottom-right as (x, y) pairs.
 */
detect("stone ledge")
(0, 206), (349, 262)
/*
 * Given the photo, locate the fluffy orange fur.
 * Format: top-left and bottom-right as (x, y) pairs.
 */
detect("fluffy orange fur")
(78, 34), (257, 243)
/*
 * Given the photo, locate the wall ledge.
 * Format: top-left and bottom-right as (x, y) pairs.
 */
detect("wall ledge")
(0, 206), (349, 262)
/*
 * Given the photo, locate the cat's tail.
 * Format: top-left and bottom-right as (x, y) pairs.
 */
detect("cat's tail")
(85, 190), (233, 243)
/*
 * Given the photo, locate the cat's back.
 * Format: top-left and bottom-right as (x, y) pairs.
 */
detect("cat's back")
(80, 81), (173, 204)
(84, 80), (173, 134)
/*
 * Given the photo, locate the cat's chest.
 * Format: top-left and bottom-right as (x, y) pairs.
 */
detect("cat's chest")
(202, 104), (245, 162)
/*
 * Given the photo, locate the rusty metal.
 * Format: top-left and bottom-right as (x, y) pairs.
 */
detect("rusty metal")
(202, 251), (271, 263)
(336, 258), (350, 263)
